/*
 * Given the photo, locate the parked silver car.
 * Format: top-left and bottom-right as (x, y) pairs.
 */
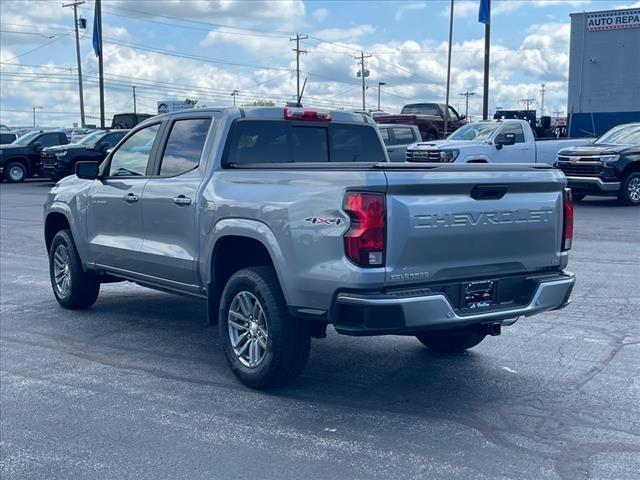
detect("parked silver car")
(377, 123), (421, 162)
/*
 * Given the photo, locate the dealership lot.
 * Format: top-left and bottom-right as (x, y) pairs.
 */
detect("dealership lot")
(1, 181), (638, 480)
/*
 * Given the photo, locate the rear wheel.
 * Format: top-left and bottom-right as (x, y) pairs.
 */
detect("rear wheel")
(49, 229), (100, 309)
(5, 161), (27, 183)
(416, 332), (486, 354)
(219, 266), (310, 389)
(618, 172), (640, 206)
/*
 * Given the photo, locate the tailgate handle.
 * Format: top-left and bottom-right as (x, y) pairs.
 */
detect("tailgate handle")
(471, 184), (509, 200)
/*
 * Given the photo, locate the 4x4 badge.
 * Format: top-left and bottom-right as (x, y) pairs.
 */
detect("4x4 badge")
(305, 217), (343, 225)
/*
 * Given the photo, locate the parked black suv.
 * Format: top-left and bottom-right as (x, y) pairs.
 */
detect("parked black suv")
(0, 130), (68, 183)
(41, 129), (129, 180)
(555, 123), (640, 205)
(111, 113), (153, 129)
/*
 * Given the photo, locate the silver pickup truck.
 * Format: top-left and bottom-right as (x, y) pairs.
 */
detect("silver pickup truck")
(44, 107), (576, 388)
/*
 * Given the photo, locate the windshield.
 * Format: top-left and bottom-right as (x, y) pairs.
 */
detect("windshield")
(448, 122), (502, 141)
(595, 124), (640, 145)
(12, 131), (40, 145)
(76, 131), (105, 145)
(401, 104), (439, 116)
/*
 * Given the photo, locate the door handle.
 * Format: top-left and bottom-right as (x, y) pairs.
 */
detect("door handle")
(123, 193), (139, 203)
(173, 195), (192, 206)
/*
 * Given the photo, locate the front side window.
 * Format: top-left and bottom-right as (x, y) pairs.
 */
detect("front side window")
(109, 124), (160, 177)
(159, 118), (211, 176)
(38, 133), (61, 147)
(448, 106), (460, 121)
(497, 123), (525, 143)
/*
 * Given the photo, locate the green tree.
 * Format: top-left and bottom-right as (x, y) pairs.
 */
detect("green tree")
(242, 99), (276, 107)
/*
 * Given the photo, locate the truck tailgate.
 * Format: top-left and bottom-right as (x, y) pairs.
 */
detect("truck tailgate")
(381, 164), (566, 286)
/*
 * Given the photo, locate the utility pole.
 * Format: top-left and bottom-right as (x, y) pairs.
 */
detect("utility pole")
(32, 106), (42, 127)
(231, 90), (239, 107)
(63, 1), (86, 128)
(132, 86), (137, 113)
(444, 0), (455, 135)
(355, 51), (372, 111)
(540, 83), (545, 116)
(377, 82), (386, 111)
(290, 33), (307, 107)
(520, 98), (536, 111)
(479, 0), (491, 119)
(459, 91), (476, 119)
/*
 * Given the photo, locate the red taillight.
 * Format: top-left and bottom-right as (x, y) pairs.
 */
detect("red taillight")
(284, 107), (331, 122)
(562, 188), (574, 251)
(343, 192), (386, 267)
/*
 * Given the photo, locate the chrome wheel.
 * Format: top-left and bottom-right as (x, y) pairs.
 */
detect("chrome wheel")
(53, 244), (71, 296)
(8, 165), (25, 182)
(628, 177), (640, 202)
(227, 291), (268, 368)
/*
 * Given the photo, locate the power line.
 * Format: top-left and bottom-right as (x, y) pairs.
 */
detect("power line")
(1, 34), (70, 63)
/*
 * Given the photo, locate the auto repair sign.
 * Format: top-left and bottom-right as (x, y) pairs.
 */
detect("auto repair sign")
(587, 9), (640, 31)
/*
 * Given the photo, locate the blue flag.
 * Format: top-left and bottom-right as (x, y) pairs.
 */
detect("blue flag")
(92, 0), (101, 56)
(479, 0), (490, 24)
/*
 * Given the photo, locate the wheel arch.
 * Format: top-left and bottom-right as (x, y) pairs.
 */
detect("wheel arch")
(4, 156), (31, 175)
(44, 211), (71, 253)
(205, 219), (291, 304)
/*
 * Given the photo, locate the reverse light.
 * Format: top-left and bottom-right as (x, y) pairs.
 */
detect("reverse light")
(562, 188), (574, 251)
(284, 107), (331, 122)
(343, 192), (386, 267)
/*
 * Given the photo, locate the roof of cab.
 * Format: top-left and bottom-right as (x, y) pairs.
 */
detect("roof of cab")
(143, 107), (372, 125)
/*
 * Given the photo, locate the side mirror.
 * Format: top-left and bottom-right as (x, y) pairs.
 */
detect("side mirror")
(460, 114), (466, 120)
(106, 148), (113, 155)
(96, 141), (108, 151)
(32, 141), (42, 149)
(495, 132), (516, 149)
(76, 161), (99, 180)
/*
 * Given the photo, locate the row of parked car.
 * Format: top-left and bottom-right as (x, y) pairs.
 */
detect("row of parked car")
(0, 128), (129, 183)
(376, 117), (640, 206)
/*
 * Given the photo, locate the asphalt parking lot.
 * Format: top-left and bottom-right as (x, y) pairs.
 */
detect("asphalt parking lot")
(1, 180), (638, 480)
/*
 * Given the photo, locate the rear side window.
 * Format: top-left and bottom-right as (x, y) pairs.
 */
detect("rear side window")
(103, 132), (126, 148)
(224, 120), (385, 165)
(159, 118), (211, 176)
(391, 127), (415, 145)
(379, 128), (391, 146)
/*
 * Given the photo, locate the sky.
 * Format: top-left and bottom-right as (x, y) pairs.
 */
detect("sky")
(1, 0), (639, 127)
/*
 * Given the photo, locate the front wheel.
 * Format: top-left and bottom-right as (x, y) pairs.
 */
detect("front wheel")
(5, 162), (27, 183)
(618, 172), (640, 206)
(416, 332), (486, 354)
(219, 267), (310, 389)
(49, 229), (100, 309)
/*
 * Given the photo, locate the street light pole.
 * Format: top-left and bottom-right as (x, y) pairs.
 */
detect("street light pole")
(132, 86), (137, 114)
(231, 90), (239, 107)
(377, 82), (386, 111)
(459, 91), (476, 119)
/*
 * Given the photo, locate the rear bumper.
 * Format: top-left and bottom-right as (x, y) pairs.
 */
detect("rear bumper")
(332, 272), (575, 336)
(566, 176), (620, 193)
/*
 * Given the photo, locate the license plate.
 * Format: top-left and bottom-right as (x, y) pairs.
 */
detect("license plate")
(464, 280), (495, 309)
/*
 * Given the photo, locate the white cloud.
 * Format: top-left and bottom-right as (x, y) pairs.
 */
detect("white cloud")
(450, 0), (593, 18)
(313, 8), (330, 23)
(395, 2), (427, 22)
(614, 1), (640, 8)
(314, 25), (376, 42)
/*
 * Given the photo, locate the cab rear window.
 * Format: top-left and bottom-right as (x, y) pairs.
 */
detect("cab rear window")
(223, 120), (386, 165)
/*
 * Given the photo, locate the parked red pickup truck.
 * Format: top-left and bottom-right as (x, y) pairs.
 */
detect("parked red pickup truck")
(374, 103), (467, 140)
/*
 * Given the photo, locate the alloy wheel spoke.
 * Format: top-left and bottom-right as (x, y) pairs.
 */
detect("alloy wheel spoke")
(233, 331), (249, 348)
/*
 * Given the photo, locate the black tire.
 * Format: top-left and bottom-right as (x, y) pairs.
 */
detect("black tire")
(5, 161), (27, 183)
(416, 331), (486, 354)
(572, 193), (586, 202)
(218, 266), (310, 389)
(618, 172), (640, 206)
(49, 229), (100, 309)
